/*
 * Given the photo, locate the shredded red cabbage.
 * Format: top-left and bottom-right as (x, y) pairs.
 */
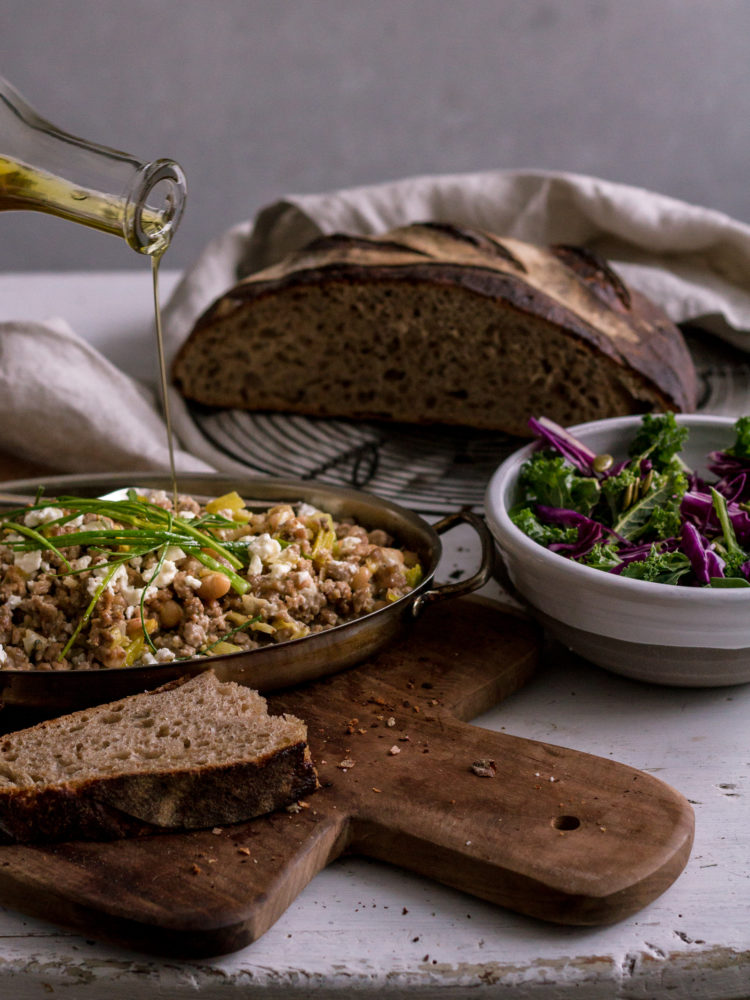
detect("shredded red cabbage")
(511, 415), (750, 588)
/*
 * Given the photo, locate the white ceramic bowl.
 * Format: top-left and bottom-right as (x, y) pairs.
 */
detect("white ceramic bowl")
(485, 414), (750, 687)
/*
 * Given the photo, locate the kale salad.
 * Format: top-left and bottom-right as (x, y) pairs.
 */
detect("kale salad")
(510, 414), (750, 588)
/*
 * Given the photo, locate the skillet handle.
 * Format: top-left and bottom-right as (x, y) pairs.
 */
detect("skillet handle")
(410, 510), (494, 617)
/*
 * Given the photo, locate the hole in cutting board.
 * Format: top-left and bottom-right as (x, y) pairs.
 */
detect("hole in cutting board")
(552, 815), (581, 831)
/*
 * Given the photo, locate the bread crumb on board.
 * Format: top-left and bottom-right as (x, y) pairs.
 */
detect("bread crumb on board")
(286, 799), (312, 814)
(471, 759), (497, 778)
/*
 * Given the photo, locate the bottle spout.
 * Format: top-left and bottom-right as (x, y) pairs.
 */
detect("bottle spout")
(125, 158), (187, 256)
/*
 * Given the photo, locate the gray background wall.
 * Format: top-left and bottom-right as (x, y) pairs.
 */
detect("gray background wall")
(2, 0), (749, 272)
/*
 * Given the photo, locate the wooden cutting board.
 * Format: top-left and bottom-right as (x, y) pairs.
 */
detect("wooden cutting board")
(0, 598), (694, 958)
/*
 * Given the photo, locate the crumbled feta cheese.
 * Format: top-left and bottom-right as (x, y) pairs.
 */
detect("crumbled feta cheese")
(23, 506), (62, 527)
(120, 581), (150, 607)
(70, 555), (92, 572)
(138, 648), (175, 666)
(269, 561), (292, 578)
(296, 503), (319, 518)
(0, 645), (6, 666)
(137, 548), (185, 591)
(246, 533), (282, 564)
(150, 560), (179, 588)
(6, 595), (22, 609)
(87, 562), (127, 596)
(337, 535), (361, 554)
(184, 574), (202, 590)
(14, 550), (42, 575)
(294, 570), (315, 589)
(276, 545), (299, 565)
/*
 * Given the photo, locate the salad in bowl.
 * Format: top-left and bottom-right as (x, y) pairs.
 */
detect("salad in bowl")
(485, 412), (750, 686)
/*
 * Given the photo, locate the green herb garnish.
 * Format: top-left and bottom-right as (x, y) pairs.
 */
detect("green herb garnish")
(0, 491), (258, 665)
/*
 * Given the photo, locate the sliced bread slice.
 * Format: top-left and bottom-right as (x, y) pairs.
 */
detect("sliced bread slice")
(0, 671), (318, 842)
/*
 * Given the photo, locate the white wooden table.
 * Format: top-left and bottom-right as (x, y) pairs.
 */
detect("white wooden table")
(0, 271), (748, 999)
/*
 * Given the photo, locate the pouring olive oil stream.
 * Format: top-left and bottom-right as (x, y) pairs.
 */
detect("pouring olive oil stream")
(0, 76), (187, 501)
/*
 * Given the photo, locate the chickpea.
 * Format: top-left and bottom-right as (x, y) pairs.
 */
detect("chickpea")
(198, 572), (231, 601)
(352, 565), (371, 591)
(127, 615), (158, 635)
(158, 599), (183, 629)
(125, 615), (144, 636)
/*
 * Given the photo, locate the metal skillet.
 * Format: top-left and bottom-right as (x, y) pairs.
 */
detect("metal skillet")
(0, 472), (493, 712)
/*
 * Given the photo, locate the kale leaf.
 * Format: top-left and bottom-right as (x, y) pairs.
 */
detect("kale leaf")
(509, 507), (579, 548)
(619, 547), (692, 585)
(611, 468), (688, 542)
(725, 415), (750, 461)
(516, 452), (600, 515)
(580, 542), (622, 572)
(627, 412), (689, 471)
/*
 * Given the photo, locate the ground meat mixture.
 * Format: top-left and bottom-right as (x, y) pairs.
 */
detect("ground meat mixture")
(0, 490), (423, 671)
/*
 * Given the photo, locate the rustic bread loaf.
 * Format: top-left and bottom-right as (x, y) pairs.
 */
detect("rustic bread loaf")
(172, 222), (698, 436)
(0, 671), (317, 843)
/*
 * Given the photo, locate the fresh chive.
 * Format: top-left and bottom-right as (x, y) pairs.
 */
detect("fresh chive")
(200, 615), (263, 655)
(191, 548), (249, 595)
(60, 559), (126, 660)
(1, 521), (73, 572)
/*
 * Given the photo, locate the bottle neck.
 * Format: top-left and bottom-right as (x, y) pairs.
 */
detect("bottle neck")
(0, 77), (186, 256)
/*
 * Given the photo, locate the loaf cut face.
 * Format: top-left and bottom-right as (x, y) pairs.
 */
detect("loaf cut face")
(0, 671), (318, 842)
(172, 223), (698, 436)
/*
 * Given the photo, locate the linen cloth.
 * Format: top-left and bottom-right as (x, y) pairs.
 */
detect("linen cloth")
(3, 168), (750, 476)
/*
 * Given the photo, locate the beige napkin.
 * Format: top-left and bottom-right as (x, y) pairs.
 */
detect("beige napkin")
(0, 318), (212, 475)
(4, 168), (750, 477)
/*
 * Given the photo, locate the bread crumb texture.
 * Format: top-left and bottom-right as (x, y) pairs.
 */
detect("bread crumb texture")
(0, 672), (318, 841)
(173, 224), (697, 435)
(0, 672), (303, 788)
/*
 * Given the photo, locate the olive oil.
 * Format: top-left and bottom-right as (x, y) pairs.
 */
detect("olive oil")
(1, 76), (187, 500)
(0, 153), (184, 255)
(0, 156), (165, 249)
(1, 156), (183, 503)
(150, 252), (179, 505)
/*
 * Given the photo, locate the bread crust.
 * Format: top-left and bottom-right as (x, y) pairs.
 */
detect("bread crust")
(172, 223), (698, 432)
(0, 674), (318, 843)
(0, 744), (317, 843)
